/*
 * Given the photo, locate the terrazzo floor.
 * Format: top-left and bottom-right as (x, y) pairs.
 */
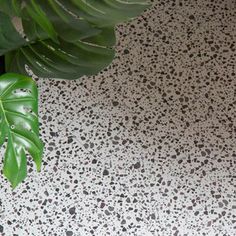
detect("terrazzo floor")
(0, 0), (236, 235)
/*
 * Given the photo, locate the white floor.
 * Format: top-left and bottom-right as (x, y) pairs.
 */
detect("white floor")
(0, 0), (236, 235)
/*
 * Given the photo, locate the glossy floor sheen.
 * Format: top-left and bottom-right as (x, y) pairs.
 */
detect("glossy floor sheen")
(0, 1), (236, 235)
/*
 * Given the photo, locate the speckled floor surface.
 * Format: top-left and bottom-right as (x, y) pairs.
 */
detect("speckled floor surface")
(0, 0), (236, 235)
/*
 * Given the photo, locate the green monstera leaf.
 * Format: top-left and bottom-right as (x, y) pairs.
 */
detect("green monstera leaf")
(0, 73), (43, 188)
(0, 1), (149, 187)
(0, 0), (149, 79)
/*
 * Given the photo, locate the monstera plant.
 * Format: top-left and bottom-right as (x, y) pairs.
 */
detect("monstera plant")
(0, 0), (149, 188)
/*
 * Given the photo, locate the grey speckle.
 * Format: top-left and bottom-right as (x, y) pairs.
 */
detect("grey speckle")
(112, 101), (119, 106)
(134, 162), (141, 169)
(103, 169), (109, 176)
(66, 231), (73, 236)
(69, 207), (76, 215)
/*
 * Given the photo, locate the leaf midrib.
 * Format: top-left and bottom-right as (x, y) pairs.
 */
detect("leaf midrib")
(0, 99), (19, 173)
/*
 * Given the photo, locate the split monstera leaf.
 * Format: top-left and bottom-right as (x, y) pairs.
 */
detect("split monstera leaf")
(0, 73), (43, 188)
(0, 0), (149, 187)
